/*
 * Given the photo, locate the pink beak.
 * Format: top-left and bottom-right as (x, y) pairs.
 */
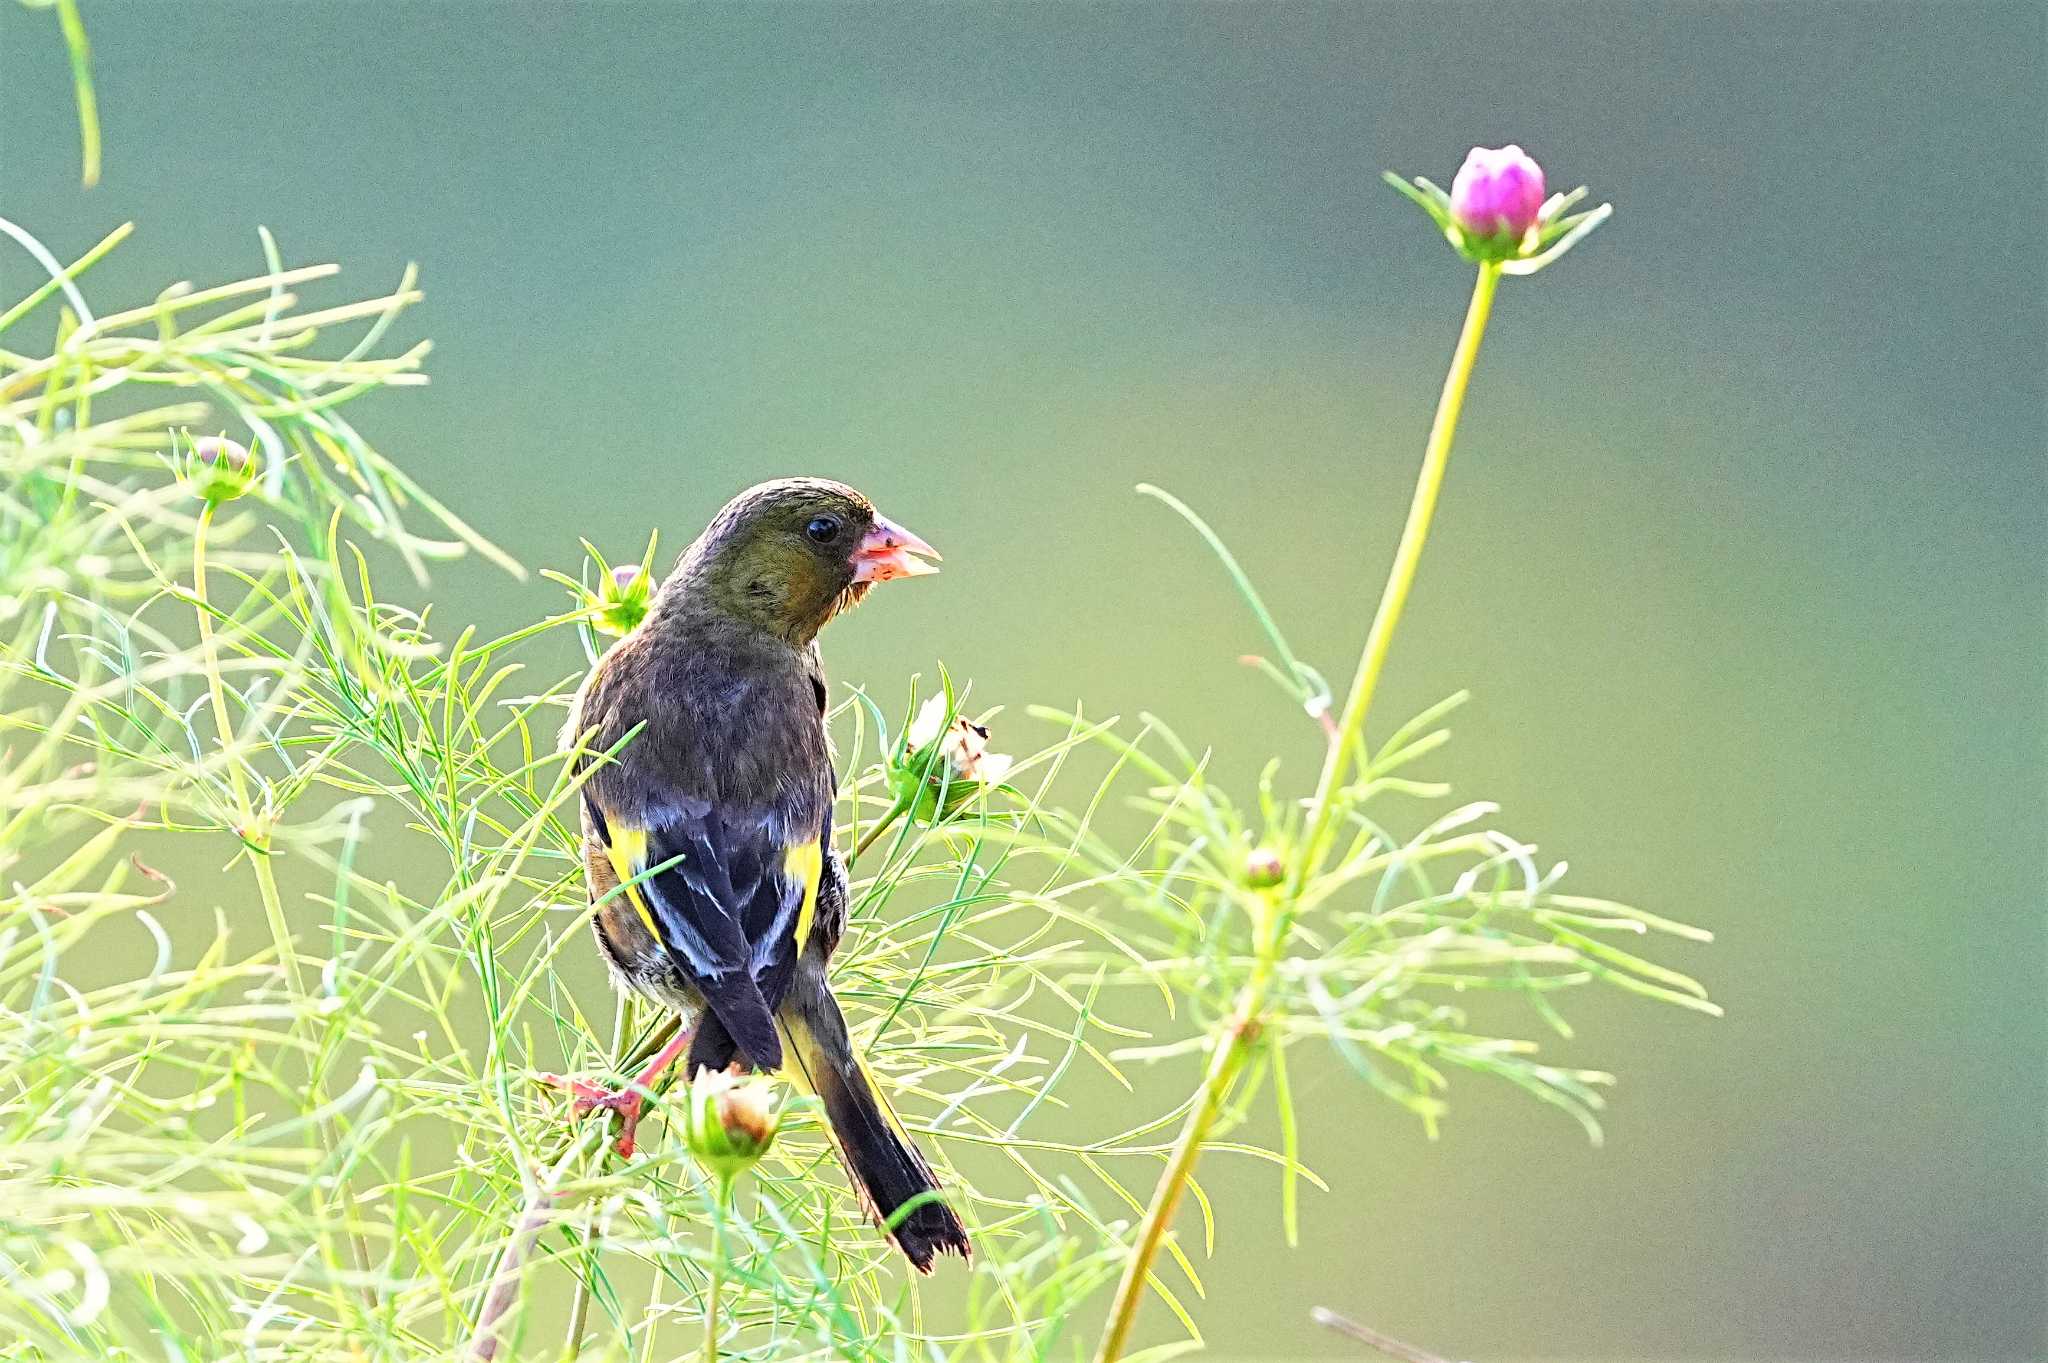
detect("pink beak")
(851, 513), (941, 583)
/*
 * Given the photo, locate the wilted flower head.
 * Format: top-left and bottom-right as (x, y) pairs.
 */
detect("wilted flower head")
(891, 694), (1013, 823)
(177, 433), (260, 505)
(680, 1067), (780, 1182)
(1450, 145), (1546, 242)
(1385, 143), (1611, 275)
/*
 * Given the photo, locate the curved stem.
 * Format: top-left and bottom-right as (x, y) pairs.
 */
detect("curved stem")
(562, 992), (631, 1360)
(638, 1274), (666, 1363)
(560, 1207), (602, 1359)
(192, 501), (248, 817)
(196, 500), (374, 1316)
(1294, 261), (1501, 889)
(1311, 1306), (1459, 1363)
(468, 1126), (607, 1361)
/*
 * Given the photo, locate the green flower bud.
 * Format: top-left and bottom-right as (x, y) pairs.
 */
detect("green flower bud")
(594, 562), (655, 637)
(179, 433), (259, 505)
(1244, 846), (1286, 890)
(680, 1068), (780, 1182)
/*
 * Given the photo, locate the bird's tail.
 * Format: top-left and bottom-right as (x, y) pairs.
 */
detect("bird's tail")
(776, 985), (971, 1273)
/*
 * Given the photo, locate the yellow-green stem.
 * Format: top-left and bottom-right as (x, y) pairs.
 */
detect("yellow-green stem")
(193, 502), (306, 997)
(1092, 948), (1275, 1363)
(195, 502), (373, 1314)
(1295, 260), (1501, 890)
(562, 993), (632, 1360)
(192, 503), (249, 818)
(638, 1275), (665, 1363)
(852, 794), (910, 862)
(703, 1175), (733, 1363)
(53, 0), (100, 188)
(1094, 260), (1504, 1363)
(469, 1126), (605, 1361)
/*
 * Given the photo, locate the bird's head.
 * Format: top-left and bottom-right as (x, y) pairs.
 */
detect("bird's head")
(673, 477), (940, 642)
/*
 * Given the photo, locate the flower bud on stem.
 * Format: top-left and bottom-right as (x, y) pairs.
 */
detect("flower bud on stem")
(678, 1069), (779, 1363)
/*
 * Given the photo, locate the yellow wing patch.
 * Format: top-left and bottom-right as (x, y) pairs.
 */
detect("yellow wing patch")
(602, 824), (662, 942)
(785, 838), (823, 955)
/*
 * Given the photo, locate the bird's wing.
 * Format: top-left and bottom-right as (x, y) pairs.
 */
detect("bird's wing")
(584, 791), (824, 1073)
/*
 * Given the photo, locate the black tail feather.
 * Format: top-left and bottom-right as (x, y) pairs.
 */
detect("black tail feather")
(694, 973), (782, 1072)
(780, 985), (971, 1272)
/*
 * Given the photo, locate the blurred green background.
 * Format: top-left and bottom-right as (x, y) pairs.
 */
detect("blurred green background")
(4, 3), (2042, 1360)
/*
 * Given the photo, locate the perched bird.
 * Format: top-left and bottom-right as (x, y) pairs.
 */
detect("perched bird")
(554, 478), (970, 1273)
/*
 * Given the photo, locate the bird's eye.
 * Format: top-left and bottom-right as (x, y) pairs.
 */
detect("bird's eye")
(805, 516), (841, 544)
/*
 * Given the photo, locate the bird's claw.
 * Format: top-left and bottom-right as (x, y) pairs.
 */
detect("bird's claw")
(536, 1072), (647, 1157)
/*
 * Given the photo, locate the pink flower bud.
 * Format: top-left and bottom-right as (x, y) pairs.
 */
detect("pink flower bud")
(190, 435), (251, 472)
(1449, 145), (1546, 241)
(1244, 846), (1286, 890)
(179, 433), (260, 504)
(610, 565), (641, 593)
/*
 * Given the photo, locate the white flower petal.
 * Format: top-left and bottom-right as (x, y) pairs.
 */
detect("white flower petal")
(906, 695), (948, 751)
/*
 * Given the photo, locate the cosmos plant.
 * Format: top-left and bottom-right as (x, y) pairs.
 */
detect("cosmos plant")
(0, 39), (1711, 1362)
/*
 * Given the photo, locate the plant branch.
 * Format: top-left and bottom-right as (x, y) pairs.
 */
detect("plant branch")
(1311, 1306), (1465, 1363)
(1093, 941), (1276, 1363)
(195, 499), (380, 1319)
(1095, 260), (1506, 1363)
(468, 1128), (600, 1361)
(852, 794), (910, 861)
(704, 1174), (734, 1363)
(561, 991), (632, 1360)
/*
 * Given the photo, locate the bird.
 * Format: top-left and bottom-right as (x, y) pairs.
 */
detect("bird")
(550, 477), (971, 1273)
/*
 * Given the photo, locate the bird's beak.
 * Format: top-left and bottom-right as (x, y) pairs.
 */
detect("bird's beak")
(851, 514), (941, 583)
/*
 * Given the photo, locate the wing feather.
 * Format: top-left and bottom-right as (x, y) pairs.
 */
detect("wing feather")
(585, 791), (824, 1072)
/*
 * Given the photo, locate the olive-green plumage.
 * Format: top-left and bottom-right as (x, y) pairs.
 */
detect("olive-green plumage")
(565, 477), (969, 1272)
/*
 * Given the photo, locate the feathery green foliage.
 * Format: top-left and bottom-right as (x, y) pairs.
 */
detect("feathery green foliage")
(1, 30), (1710, 1359)
(0, 226), (1242, 1360)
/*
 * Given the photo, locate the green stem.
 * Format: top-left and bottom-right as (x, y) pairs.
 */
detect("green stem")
(192, 502), (248, 817)
(559, 1208), (601, 1361)
(852, 795), (910, 862)
(561, 993), (630, 1361)
(1094, 261), (1505, 1363)
(703, 1174), (732, 1363)
(469, 1126), (606, 1361)
(1093, 930), (1277, 1363)
(1294, 260), (1501, 889)
(638, 1274), (665, 1363)
(196, 500), (374, 1315)
(53, 0), (100, 188)
(193, 501), (306, 997)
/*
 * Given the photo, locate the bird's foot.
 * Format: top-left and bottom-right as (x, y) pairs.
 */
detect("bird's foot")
(535, 1073), (648, 1157)
(535, 1022), (693, 1159)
